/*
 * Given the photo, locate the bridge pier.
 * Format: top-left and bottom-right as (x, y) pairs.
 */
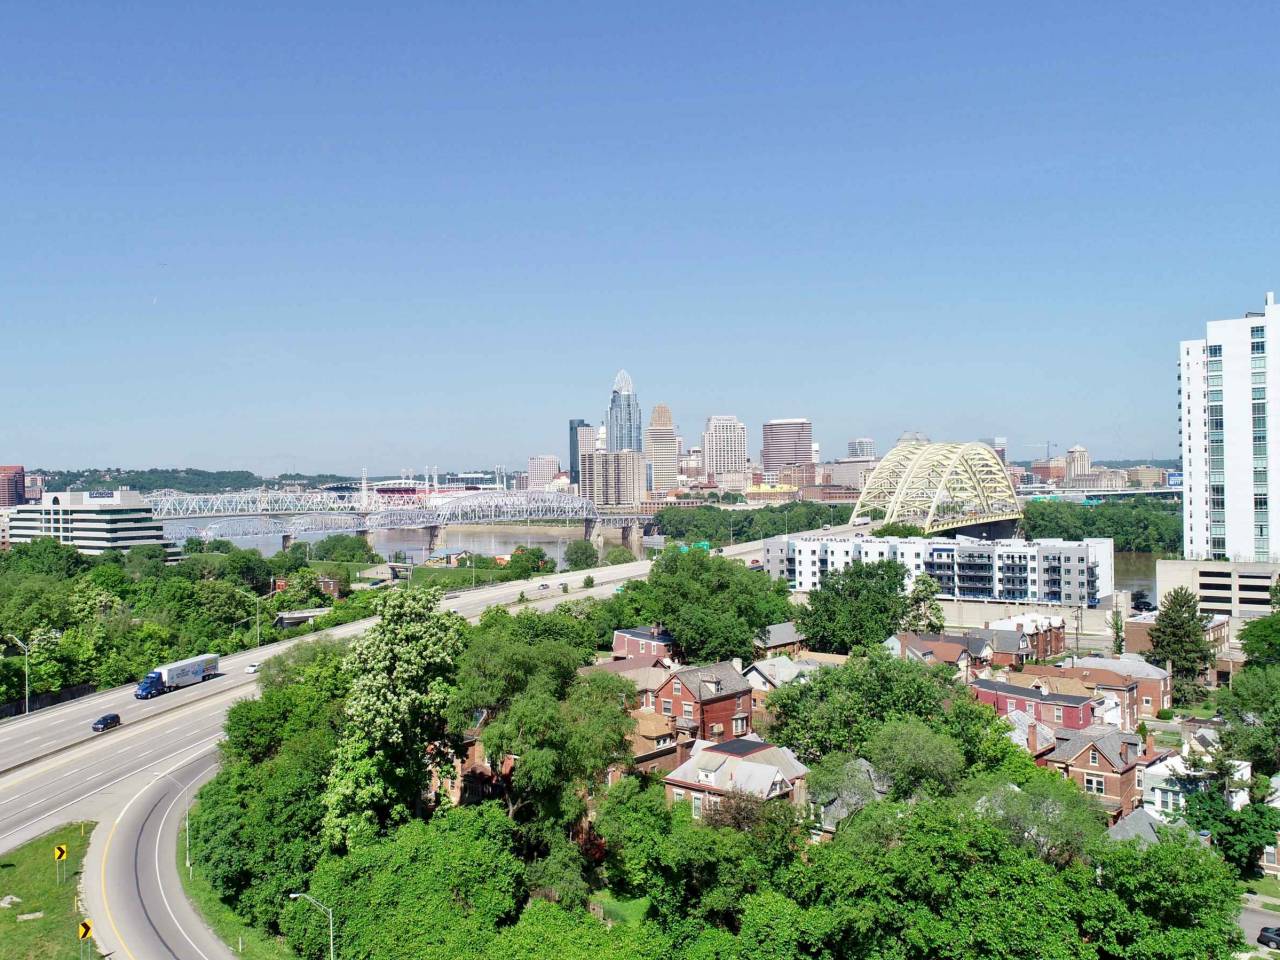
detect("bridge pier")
(281, 533), (295, 552)
(621, 524), (643, 559)
(425, 525), (445, 555)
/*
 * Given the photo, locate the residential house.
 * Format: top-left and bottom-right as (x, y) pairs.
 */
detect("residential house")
(664, 735), (809, 820)
(612, 626), (675, 662)
(811, 756), (891, 838)
(755, 622), (803, 659)
(1015, 663), (1141, 731)
(965, 625), (1032, 667)
(1107, 807), (1193, 846)
(1066, 656), (1172, 717)
(970, 676), (1100, 730)
(1043, 725), (1166, 822)
(984, 614), (1067, 660)
(885, 632), (973, 680)
(1004, 708), (1056, 762)
(1124, 613), (1239, 689)
(653, 661), (753, 742)
(1142, 752), (1251, 821)
(742, 656), (823, 715)
(431, 709), (516, 807)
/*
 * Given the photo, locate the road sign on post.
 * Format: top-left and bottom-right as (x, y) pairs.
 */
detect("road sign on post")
(54, 844), (67, 861)
(78, 919), (92, 939)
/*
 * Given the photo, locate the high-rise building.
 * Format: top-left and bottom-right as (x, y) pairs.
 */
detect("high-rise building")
(1065, 445), (1091, 482)
(702, 416), (748, 479)
(579, 451), (646, 507)
(606, 369), (643, 452)
(848, 438), (876, 459)
(7, 489), (177, 558)
(526, 455), (560, 491)
(761, 419), (814, 472)
(0, 465), (25, 508)
(568, 419), (591, 485)
(644, 403), (680, 494)
(1180, 291), (1280, 561)
(980, 437), (1008, 463)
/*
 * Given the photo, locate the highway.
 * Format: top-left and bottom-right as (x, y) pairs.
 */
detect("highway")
(0, 535), (783, 959)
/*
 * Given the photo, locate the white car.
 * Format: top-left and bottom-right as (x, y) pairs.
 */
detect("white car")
(244, 662), (262, 675)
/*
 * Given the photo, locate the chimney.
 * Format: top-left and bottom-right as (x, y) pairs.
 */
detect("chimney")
(676, 735), (695, 766)
(1027, 721), (1037, 756)
(650, 625), (659, 637)
(1145, 730), (1155, 756)
(732, 657), (743, 674)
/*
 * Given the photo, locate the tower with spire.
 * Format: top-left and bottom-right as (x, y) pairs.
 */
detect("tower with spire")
(606, 369), (643, 452)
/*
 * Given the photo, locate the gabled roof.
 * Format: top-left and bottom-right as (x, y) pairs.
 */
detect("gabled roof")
(759, 622), (801, 649)
(1046, 724), (1143, 769)
(666, 734), (808, 798)
(1070, 656), (1169, 681)
(671, 661), (752, 700)
(972, 676), (1095, 706)
(1003, 672), (1093, 699)
(1107, 808), (1192, 845)
(580, 654), (666, 676)
(744, 656), (822, 689)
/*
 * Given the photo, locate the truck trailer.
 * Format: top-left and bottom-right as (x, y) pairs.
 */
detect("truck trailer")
(135, 653), (220, 699)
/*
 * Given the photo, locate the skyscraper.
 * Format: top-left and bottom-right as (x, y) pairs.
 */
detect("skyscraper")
(644, 403), (680, 494)
(761, 419), (814, 472)
(702, 416), (748, 479)
(0, 465), (25, 508)
(1065, 445), (1091, 482)
(527, 455), (560, 491)
(980, 437), (1008, 463)
(606, 369), (642, 452)
(848, 438), (876, 459)
(1180, 291), (1280, 561)
(579, 451), (647, 507)
(568, 419), (591, 485)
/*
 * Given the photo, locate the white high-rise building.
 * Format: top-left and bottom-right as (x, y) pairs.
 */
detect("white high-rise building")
(526, 455), (560, 491)
(580, 451), (646, 507)
(644, 403), (680, 494)
(702, 415), (748, 479)
(7, 489), (178, 558)
(1065, 445), (1091, 482)
(1180, 291), (1280, 561)
(848, 438), (876, 459)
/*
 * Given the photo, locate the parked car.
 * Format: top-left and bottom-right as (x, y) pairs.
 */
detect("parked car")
(538, 583), (551, 591)
(1132, 599), (1156, 613)
(91, 713), (121, 733)
(1258, 927), (1280, 949)
(244, 662), (262, 674)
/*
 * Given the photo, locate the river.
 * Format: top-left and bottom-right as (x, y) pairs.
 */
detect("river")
(1113, 551), (1158, 597)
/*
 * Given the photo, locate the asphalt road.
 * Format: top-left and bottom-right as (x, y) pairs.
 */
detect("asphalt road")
(0, 533), (783, 959)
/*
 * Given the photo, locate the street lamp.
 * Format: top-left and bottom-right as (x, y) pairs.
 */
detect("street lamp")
(5, 632), (54, 717)
(154, 771), (192, 879)
(289, 892), (335, 960)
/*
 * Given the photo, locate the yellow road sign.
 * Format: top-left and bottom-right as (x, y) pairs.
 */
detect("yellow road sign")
(78, 919), (93, 940)
(54, 844), (67, 861)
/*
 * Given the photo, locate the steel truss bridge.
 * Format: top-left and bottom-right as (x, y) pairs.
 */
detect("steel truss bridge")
(852, 440), (1022, 536)
(151, 489), (655, 542)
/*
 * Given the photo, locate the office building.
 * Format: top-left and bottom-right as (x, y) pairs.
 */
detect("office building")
(1180, 292), (1280, 561)
(580, 451), (646, 508)
(828, 457), (880, 491)
(526, 455), (560, 492)
(1156, 557), (1280, 625)
(1065, 445), (1091, 482)
(644, 403), (680, 494)
(761, 419), (813, 472)
(848, 438), (876, 459)
(7, 489), (178, 558)
(980, 437), (1008, 463)
(764, 533), (1114, 606)
(1126, 466), (1168, 489)
(568, 419), (591, 486)
(702, 415), (748, 480)
(0, 465), (24, 508)
(1030, 457), (1067, 484)
(606, 369), (643, 452)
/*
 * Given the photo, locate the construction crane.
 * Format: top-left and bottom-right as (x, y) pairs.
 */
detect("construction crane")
(1023, 442), (1057, 461)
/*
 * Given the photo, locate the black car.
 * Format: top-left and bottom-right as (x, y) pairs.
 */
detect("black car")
(91, 713), (121, 732)
(1259, 926), (1280, 949)
(1132, 599), (1156, 613)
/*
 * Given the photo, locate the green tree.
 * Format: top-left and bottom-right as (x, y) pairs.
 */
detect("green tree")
(1218, 665), (1280, 775)
(604, 546), (636, 565)
(563, 540), (598, 571)
(310, 534), (381, 564)
(874, 521), (926, 538)
(322, 587), (466, 848)
(506, 546), (556, 580)
(1240, 611), (1280, 666)
(1108, 608), (1126, 655)
(795, 560), (908, 654)
(1145, 586), (1212, 704)
(862, 717), (964, 798)
(1184, 789), (1280, 877)
(902, 573), (945, 634)
(482, 901), (668, 960)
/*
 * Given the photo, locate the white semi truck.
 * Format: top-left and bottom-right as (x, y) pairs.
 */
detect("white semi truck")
(134, 653), (220, 699)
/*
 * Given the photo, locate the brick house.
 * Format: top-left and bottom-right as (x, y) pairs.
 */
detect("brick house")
(1065, 656), (1172, 718)
(612, 626), (676, 662)
(1124, 613), (1239, 689)
(970, 676), (1099, 730)
(886, 632), (974, 680)
(1042, 725), (1166, 822)
(742, 656), (822, 716)
(664, 735), (809, 820)
(984, 614), (1067, 660)
(1015, 664), (1141, 732)
(653, 661), (753, 742)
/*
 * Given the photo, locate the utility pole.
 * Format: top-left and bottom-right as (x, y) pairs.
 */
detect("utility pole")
(289, 893), (335, 960)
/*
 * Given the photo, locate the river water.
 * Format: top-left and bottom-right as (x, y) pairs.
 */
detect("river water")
(1113, 552), (1158, 597)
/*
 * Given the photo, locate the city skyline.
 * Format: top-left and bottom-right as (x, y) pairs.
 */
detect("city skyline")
(8, 6), (1278, 473)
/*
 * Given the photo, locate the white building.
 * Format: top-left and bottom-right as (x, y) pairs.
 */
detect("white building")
(1143, 752), (1251, 821)
(763, 533), (1114, 606)
(702, 415), (748, 480)
(848, 438), (876, 459)
(1180, 292), (1280, 561)
(1065, 445), (1091, 483)
(579, 451), (646, 508)
(644, 403), (680, 494)
(526, 455), (560, 492)
(7, 489), (177, 558)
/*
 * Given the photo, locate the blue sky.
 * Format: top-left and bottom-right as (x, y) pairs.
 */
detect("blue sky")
(5, 3), (1280, 475)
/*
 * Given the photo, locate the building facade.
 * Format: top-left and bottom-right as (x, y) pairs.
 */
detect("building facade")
(644, 403), (680, 494)
(1180, 292), (1280, 561)
(702, 415), (748, 479)
(764, 533), (1115, 606)
(847, 438), (876, 459)
(1065, 445), (1091, 483)
(579, 451), (646, 507)
(606, 369), (643, 452)
(526, 455), (560, 492)
(761, 419), (814, 472)
(0, 466), (25, 508)
(568, 419), (591, 486)
(1156, 557), (1278, 624)
(7, 490), (177, 558)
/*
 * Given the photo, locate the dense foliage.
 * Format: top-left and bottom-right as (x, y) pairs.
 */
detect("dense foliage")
(1021, 497), (1182, 553)
(654, 502), (853, 546)
(35, 467), (356, 493)
(1145, 586), (1213, 705)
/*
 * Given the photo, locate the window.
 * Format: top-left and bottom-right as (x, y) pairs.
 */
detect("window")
(733, 716), (747, 735)
(682, 702), (693, 720)
(691, 794), (703, 819)
(1053, 706), (1063, 723)
(697, 769), (713, 785)
(661, 699), (672, 716)
(1253, 325), (1266, 339)
(1084, 775), (1105, 795)
(672, 789), (685, 801)
(672, 679), (682, 696)
(1142, 696), (1152, 708)
(1208, 344), (1223, 357)
(1006, 699), (1016, 712)
(1089, 749), (1099, 766)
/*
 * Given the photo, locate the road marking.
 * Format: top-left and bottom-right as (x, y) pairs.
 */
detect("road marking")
(156, 758), (219, 960)
(102, 742), (224, 960)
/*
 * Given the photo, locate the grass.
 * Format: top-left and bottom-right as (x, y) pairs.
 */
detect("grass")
(307, 560), (378, 581)
(1248, 876), (1280, 901)
(410, 566), (505, 589)
(0, 822), (99, 960)
(177, 805), (296, 959)
(1153, 731), (1183, 750)
(591, 891), (650, 926)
